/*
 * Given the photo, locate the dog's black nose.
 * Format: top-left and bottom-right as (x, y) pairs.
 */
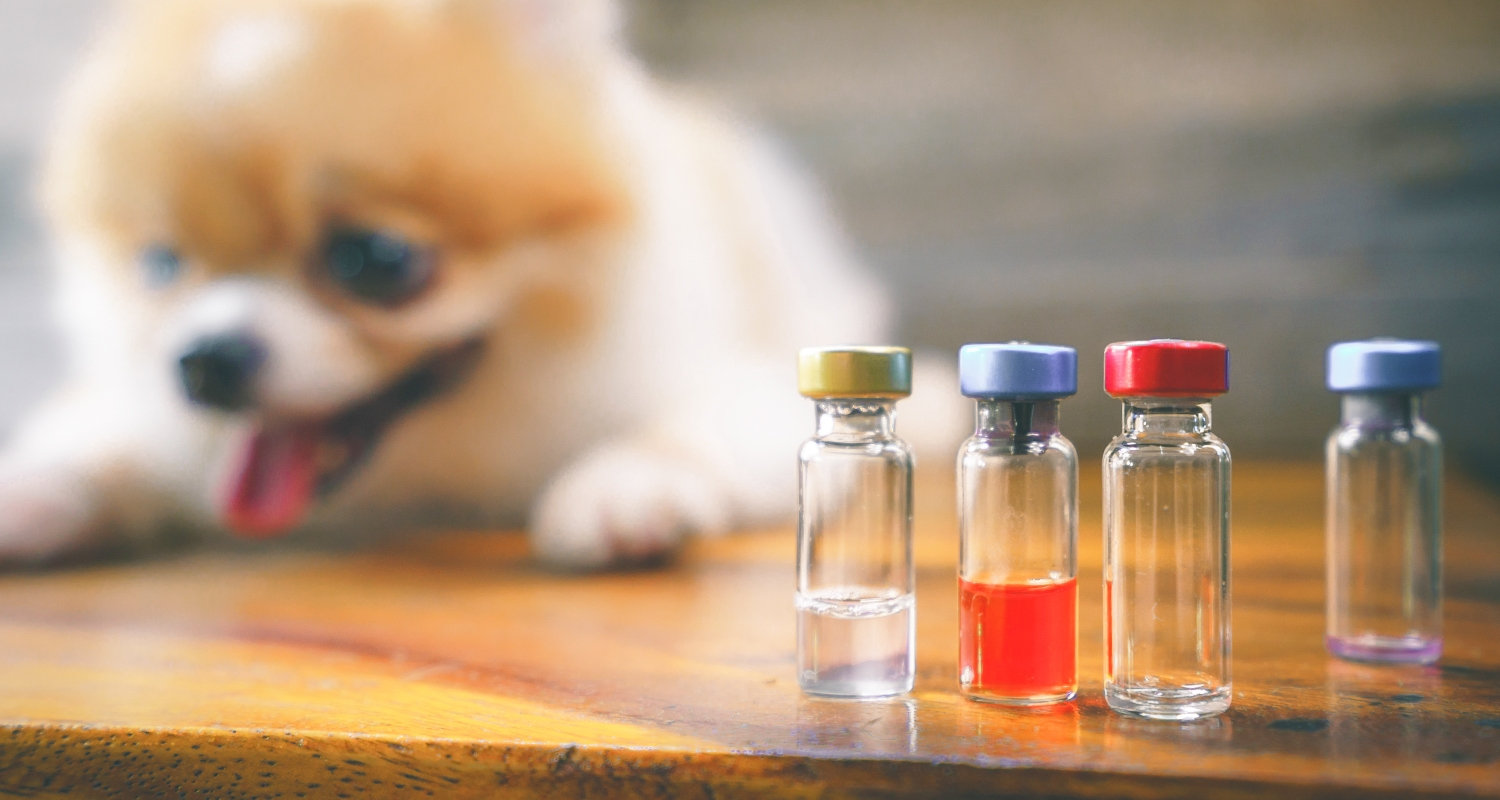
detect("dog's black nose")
(179, 333), (266, 411)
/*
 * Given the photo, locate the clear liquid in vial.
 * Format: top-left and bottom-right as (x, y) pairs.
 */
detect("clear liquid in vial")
(796, 586), (914, 697)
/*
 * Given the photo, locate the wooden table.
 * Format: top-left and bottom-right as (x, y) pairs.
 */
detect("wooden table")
(0, 463), (1496, 799)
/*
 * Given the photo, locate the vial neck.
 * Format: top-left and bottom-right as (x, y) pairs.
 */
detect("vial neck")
(1120, 398), (1213, 437)
(1340, 392), (1421, 428)
(815, 399), (897, 442)
(974, 399), (1061, 453)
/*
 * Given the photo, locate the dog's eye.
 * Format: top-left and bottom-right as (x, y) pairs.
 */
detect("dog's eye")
(141, 245), (182, 287)
(322, 227), (435, 306)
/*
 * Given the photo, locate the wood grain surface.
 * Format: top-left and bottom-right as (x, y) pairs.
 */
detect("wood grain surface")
(0, 462), (1497, 798)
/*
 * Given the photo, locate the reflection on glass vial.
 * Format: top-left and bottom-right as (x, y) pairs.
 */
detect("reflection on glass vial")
(1102, 340), (1232, 721)
(797, 347), (916, 698)
(956, 343), (1079, 706)
(1325, 340), (1443, 664)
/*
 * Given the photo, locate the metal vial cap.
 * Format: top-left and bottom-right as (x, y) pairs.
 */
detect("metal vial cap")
(959, 342), (1077, 399)
(1104, 339), (1229, 398)
(798, 346), (913, 399)
(1327, 339), (1441, 392)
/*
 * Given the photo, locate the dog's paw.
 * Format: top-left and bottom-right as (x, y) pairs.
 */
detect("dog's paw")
(529, 443), (730, 570)
(0, 465), (99, 565)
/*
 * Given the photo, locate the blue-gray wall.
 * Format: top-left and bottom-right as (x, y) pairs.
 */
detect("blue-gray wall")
(632, 0), (1500, 480)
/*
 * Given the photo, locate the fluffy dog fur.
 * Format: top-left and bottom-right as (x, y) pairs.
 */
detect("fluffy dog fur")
(0, 0), (951, 568)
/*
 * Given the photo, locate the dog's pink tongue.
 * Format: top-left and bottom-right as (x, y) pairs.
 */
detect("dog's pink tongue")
(223, 424), (320, 538)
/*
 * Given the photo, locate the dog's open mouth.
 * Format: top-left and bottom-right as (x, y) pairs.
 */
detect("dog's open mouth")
(221, 337), (486, 538)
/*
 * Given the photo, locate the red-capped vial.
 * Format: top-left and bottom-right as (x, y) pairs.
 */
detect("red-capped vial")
(1102, 339), (1231, 720)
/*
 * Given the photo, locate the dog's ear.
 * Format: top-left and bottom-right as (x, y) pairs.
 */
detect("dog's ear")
(444, 0), (623, 62)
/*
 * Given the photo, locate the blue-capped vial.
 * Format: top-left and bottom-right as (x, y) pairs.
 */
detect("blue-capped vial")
(1325, 339), (1443, 664)
(956, 343), (1079, 705)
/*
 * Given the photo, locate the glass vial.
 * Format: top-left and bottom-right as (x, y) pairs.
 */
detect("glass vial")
(957, 343), (1079, 705)
(1102, 340), (1232, 720)
(796, 346), (916, 697)
(1325, 339), (1443, 664)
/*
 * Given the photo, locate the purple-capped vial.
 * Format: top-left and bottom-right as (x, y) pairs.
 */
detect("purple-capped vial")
(1325, 339), (1443, 664)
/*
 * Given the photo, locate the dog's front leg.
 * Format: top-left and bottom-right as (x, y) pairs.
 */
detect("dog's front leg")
(0, 387), (175, 565)
(527, 384), (803, 569)
(527, 431), (733, 569)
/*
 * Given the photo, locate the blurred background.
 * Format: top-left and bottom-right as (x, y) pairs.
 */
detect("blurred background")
(1, 0), (1498, 481)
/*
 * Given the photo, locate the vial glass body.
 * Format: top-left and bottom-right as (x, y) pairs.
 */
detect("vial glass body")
(1103, 398), (1231, 720)
(797, 399), (915, 697)
(958, 399), (1078, 705)
(1326, 392), (1443, 664)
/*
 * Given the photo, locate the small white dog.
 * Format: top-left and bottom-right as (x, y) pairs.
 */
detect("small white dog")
(0, 0), (947, 568)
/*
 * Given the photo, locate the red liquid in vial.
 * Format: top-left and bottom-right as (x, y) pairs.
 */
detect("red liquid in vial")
(960, 577), (1077, 702)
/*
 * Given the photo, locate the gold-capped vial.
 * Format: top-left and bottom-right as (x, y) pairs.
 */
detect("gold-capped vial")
(798, 346), (913, 399)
